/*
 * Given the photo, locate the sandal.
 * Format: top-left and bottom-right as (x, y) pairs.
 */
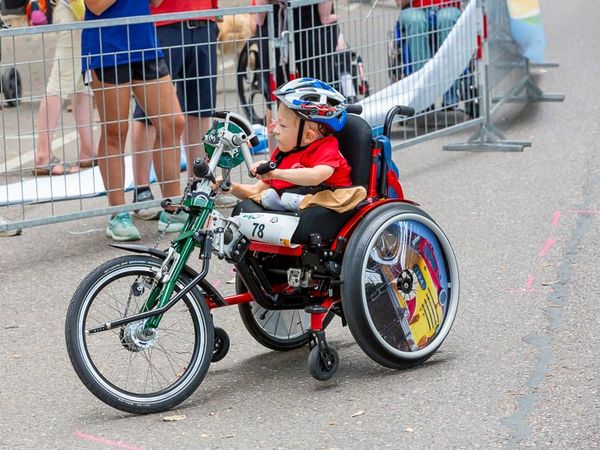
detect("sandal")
(79, 158), (98, 169)
(31, 155), (79, 176)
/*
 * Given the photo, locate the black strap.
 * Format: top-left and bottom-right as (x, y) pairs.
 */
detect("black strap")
(273, 142), (309, 167)
(295, 119), (306, 151)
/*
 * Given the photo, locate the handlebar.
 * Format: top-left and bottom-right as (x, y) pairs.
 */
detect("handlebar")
(346, 104), (363, 115)
(255, 161), (277, 176)
(213, 111), (260, 147)
(383, 105), (415, 138)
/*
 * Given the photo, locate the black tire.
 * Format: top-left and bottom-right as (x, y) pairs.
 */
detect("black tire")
(65, 255), (214, 414)
(236, 275), (312, 350)
(1, 68), (22, 107)
(212, 327), (230, 363)
(308, 345), (339, 381)
(461, 59), (480, 118)
(236, 39), (265, 125)
(341, 202), (459, 369)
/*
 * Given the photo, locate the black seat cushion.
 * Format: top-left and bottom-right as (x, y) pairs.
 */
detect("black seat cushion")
(334, 113), (373, 187)
(232, 199), (354, 244)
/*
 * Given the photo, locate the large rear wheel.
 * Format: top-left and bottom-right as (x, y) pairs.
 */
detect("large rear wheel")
(341, 203), (459, 369)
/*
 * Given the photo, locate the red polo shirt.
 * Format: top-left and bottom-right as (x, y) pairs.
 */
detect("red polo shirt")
(266, 135), (353, 191)
(151, 0), (218, 26)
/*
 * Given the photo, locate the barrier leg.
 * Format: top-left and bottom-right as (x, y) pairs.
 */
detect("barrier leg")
(444, 64), (531, 152)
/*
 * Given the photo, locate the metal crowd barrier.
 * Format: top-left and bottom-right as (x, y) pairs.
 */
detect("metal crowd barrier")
(0, 6), (276, 233)
(444, 0), (564, 151)
(0, 0), (562, 234)
(282, 0), (483, 151)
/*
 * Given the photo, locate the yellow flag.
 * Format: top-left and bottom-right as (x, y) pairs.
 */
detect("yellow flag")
(69, 0), (85, 21)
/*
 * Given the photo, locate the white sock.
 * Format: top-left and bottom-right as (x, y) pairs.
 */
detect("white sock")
(280, 192), (305, 211)
(261, 188), (286, 211)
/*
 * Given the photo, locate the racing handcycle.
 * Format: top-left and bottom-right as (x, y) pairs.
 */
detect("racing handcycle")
(65, 105), (459, 414)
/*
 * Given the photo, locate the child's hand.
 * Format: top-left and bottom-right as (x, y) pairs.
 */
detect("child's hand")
(255, 168), (278, 181)
(250, 160), (269, 176)
(211, 175), (223, 191)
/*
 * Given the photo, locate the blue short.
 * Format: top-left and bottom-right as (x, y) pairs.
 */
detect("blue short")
(133, 20), (218, 120)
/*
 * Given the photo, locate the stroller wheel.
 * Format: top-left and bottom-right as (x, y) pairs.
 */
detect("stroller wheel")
(1, 68), (22, 107)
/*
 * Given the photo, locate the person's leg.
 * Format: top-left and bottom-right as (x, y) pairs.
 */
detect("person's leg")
(132, 74), (185, 200)
(34, 1), (82, 173)
(131, 120), (155, 189)
(435, 6), (461, 45)
(73, 92), (96, 162)
(181, 23), (218, 178)
(34, 94), (70, 172)
(91, 73), (131, 207)
(436, 7), (461, 107)
(399, 8), (430, 72)
(131, 24), (181, 191)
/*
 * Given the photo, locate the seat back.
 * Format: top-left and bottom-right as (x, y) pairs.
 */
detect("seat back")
(334, 113), (373, 187)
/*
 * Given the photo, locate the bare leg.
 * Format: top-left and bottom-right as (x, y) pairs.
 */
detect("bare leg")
(132, 76), (185, 199)
(183, 115), (210, 178)
(34, 94), (78, 174)
(131, 120), (155, 188)
(91, 74), (131, 207)
(73, 92), (96, 162)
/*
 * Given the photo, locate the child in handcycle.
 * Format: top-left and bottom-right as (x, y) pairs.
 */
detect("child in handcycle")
(219, 78), (361, 213)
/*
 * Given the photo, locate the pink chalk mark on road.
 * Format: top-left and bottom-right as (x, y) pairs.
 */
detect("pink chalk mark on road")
(74, 432), (144, 450)
(507, 274), (554, 294)
(552, 211), (561, 226)
(525, 274), (534, 290)
(539, 238), (556, 257)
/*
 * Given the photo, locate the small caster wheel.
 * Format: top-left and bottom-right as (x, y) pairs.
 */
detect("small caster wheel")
(308, 344), (339, 381)
(212, 327), (230, 363)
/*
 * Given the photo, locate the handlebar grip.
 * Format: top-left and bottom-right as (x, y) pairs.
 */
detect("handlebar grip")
(383, 105), (416, 138)
(346, 104), (363, 115)
(193, 157), (209, 178)
(255, 161), (277, 175)
(220, 180), (232, 192)
(397, 106), (415, 117)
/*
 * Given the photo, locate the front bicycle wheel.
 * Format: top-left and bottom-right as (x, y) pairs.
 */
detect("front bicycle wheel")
(65, 255), (213, 414)
(341, 203), (459, 369)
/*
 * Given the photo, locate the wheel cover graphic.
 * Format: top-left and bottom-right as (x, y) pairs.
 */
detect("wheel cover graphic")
(364, 219), (449, 352)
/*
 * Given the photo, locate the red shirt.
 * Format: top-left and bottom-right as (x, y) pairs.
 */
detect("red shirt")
(152, 0), (218, 26)
(266, 135), (353, 191)
(411, 0), (460, 7)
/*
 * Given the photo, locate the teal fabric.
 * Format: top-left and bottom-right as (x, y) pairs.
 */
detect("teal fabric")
(399, 6), (461, 72)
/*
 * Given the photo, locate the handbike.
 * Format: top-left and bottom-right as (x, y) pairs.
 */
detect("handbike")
(65, 106), (459, 414)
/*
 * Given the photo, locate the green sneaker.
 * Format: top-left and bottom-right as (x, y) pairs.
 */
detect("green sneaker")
(106, 212), (141, 241)
(158, 210), (189, 233)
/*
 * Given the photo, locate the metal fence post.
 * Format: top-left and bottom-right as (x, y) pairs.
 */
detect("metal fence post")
(445, 0), (530, 151)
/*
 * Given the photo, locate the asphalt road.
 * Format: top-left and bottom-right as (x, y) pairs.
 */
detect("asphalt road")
(1, 0), (599, 448)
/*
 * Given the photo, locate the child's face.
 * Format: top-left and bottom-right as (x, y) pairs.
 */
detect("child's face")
(273, 104), (300, 152)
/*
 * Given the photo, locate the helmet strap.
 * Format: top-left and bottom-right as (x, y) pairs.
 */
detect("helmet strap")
(295, 119), (306, 150)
